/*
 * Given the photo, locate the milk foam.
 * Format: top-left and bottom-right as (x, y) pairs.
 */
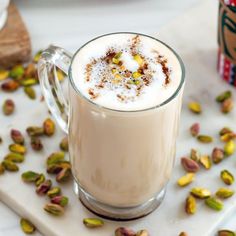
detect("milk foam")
(71, 33), (183, 111)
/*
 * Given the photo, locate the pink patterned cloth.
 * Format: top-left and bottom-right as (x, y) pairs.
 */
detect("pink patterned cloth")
(225, 0), (236, 6)
(217, 0), (236, 86)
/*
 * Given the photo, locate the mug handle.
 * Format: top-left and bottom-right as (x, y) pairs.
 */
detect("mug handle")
(38, 45), (72, 134)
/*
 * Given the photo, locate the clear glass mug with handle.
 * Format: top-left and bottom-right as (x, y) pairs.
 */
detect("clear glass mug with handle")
(38, 32), (185, 220)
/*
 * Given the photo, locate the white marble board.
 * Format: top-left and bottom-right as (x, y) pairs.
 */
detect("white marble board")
(1, 0), (236, 235)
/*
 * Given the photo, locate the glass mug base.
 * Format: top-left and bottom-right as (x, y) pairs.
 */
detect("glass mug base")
(74, 181), (166, 221)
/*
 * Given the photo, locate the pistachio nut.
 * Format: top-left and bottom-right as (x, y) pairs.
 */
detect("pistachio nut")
(83, 218), (104, 228)
(47, 187), (61, 198)
(31, 136), (43, 151)
(224, 140), (235, 156)
(24, 63), (36, 78)
(220, 133), (236, 142)
(219, 127), (232, 136)
(179, 232), (188, 236)
(26, 126), (44, 137)
(205, 197), (223, 211)
(47, 152), (65, 166)
(190, 149), (201, 162)
(0, 69), (9, 81)
(115, 227), (136, 236)
(133, 54), (143, 66)
(177, 173), (195, 187)
(197, 135), (213, 143)
(43, 118), (55, 136)
(44, 203), (64, 216)
(212, 148), (224, 164)
(190, 123), (200, 137)
(24, 86), (36, 100)
(132, 72), (142, 79)
(33, 50), (42, 63)
(216, 188), (234, 199)
(59, 137), (68, 152)
(221, 170), (234, 185)
(51, 195), (69, 207)
(22, 171), (40, 183)
(112, 52), (122, 64)
(181, 157), (200, 173)
(218, 230), (236, 236)
(216, 90), (232, 103)
(199, 155), (211, 169)
(9, 65), (24, 79)
(36, 179), (52, 195)
(114, 74), (122, 82)
(20, 78), (38, 87)
(47, 161), (71, 174)
(1, 80), (19, 92)
(221, 98), (233, 113)
(190, 187), (211, 199)
(2, 160), (19, 172)
(0, 163), (5, 175)
(2, 99), (15, 115)
(10, 129), (24, 144)
(4, 153), (24, 163)
(35, 174), (45, 187)
(188, 102), (201, 114)
(136, 230), (149, 236)
(185, 195), (197, 215)
(56, 69), (65, 82)
(9, 143), (26, 154)
(56, 168), (71, 183)
(20, 218), (36, 234)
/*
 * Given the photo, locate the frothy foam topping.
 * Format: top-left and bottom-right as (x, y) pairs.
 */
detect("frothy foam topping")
(72, 34), (183, 111)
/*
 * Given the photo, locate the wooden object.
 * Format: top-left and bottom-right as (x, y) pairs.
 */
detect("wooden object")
(0, 3), (31, 68)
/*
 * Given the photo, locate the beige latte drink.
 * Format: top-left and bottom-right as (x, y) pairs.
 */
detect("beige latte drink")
(39, 32), (184, 219)
(69, 34), (184, 208)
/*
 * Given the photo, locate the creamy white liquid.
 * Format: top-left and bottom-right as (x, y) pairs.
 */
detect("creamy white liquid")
(71, 33), (182, 111)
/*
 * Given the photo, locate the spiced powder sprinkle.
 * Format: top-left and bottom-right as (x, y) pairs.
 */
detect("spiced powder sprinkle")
(84, 35), (172, 102)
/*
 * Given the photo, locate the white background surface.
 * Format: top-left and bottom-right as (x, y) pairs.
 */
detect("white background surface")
(1, 0), (236, 235)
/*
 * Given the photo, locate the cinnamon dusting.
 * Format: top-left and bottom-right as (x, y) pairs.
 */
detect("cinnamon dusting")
(83, 35), (172, 103)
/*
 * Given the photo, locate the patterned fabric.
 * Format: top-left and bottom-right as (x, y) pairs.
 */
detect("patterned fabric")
(218, 0), (236, 86)
(218, 49), (236, 85)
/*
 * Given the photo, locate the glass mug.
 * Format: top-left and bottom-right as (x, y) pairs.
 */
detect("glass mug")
(38, 32), (185, 220)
